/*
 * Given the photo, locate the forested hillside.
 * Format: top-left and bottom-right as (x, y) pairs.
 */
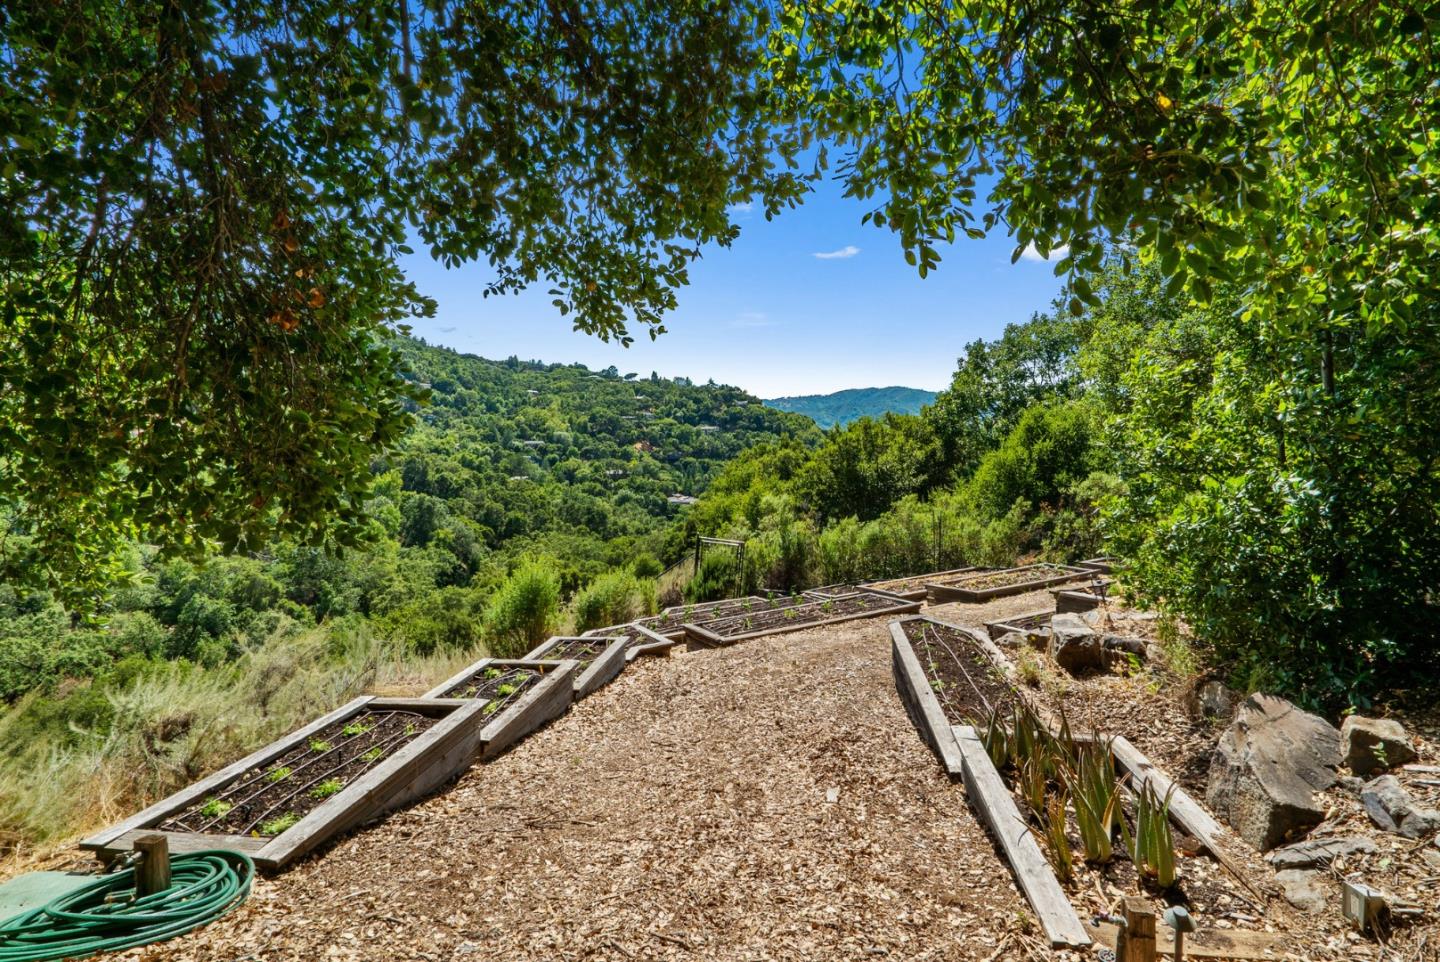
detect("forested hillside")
(764, 386), (936, 428)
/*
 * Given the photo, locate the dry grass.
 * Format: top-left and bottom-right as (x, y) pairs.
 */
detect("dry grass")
(0, 620), (480, 878)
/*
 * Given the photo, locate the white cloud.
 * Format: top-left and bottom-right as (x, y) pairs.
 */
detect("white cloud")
(1019, 242), (1069, 263)
(732, 311), (773, 328)
(813, 245), (861, 260)
(728, 201), (754, 215)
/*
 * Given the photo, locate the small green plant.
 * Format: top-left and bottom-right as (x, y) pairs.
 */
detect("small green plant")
(260, 812), (301, 836)
(930, 678), (945, 693)
(404, 723), (416, 735)
(982, 706), (1009, 770)
(362, 747), (384, 762)
(310, 778), (344, 799)
(821, 600), (833, 613)
(496, 683), (518, 697)
(783, 608), (797, 620)
(308, 738), (332, 753)
(199, 797), (233, 819)
(342, 721), (373, 737)
(266, 767), (292, 783)
(483, 702), (499, 715)
(484, 667), (503, 680)
(1067, 739), (1122, 864)
(1119, 783), (1178, 888)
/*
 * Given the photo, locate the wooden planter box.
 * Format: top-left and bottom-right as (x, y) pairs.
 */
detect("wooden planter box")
(888, 616), (1089, 948)
(685, 591), (921, 648)
(1075, 556), (1116, 574)
(80, 696), (490, 872)
(925, 564), (1090, 604)
(984, 609), (1055, 642)
(584, 595), (808, 641)
(424, 658), (577, 759)
(524, 635), (629, 699)
(622, 622), (684, 662)
(1050, 578), (1113, 613)
(863, 567), (978, 601)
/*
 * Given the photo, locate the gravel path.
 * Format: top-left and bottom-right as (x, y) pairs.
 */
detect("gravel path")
(136, 616), (1056, 962)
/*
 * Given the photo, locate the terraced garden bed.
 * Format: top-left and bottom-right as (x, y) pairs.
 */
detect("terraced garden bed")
(985, 609), (1054, 641)
(926, 563), (1089, 604)
(1075, 556), (1116, 574)
(685, 590), (920, 646)
(80, 696), (489, 871)
(863, 567), (979, 600)
(525, 635), (629, 697)
(424, 658), (577, 759)
(585, 594), (809, 640)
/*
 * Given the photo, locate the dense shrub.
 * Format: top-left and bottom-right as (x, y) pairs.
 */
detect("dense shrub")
(572, 572), (656, 632)
(484, 560), (561, 657)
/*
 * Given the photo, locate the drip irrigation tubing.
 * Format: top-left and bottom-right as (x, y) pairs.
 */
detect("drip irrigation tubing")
(0, 850), (253, 961)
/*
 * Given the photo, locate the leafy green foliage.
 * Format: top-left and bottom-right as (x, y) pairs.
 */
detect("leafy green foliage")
(0, 0), (815, 604)
(572, 572), (655, 633)
(484, 561), (560, 657)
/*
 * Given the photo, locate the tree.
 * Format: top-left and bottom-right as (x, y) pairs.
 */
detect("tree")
(1, 0), (811, 604)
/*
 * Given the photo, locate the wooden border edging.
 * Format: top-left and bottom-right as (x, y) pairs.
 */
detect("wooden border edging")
(984, 608), (1054, 642)
(887, 620), (963, 776)
(526, 636), (629, 699)
(952, 725), (1092, 949)
(422, 657), (578, 759)
(624, 622), (683, 661)
(925, 564), (1091, 604)
(81, 696), (491, 871)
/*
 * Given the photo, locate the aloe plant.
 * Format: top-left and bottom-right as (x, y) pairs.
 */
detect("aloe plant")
(1019, 753), (1048, 814)
(1066, 739), (1122, 864)
(981, 707), (1009, 770)
(1043, 792), (1074, 882)
(1119, 783), (1178, 888)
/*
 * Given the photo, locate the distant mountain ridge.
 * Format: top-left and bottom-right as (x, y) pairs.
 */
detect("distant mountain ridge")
(763, 386), (937, 428)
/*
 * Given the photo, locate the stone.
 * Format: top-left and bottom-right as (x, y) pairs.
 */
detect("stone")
(1047, 613), (1105, 672)
(1265, 836), (1378, 870)
(1101, 634), (1147, 657)
(1340, 716), (1417, 776)
(995, 629), (1045, 650)
(1196, 681), (1237, 721)
(1205, 693), (1342, 851)
(1276, 868), (1330, 913)
(1337, 775), (1366, 795)
(1360, 775), (1440, 838)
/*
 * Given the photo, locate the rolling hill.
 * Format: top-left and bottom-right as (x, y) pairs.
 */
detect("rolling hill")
(763, 386), (937, 428)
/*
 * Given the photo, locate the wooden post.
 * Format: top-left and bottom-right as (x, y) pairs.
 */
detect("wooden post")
(133, 833), (171, 896)
(1119, 897), (1157, 962)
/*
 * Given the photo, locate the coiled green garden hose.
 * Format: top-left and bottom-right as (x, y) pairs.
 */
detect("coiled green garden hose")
(0, 850), (253, 961)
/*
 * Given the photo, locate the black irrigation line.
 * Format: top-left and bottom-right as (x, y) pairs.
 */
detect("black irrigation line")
(447, 666), (539, 713)
(168, 710), (428, 835)
(702, 593), (898, 637)
(543, 638), (607, 666)
(914, 622), (1009, 725)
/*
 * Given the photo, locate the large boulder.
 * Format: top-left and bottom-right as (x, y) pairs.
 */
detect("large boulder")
(1361, 775), (1440, 838)
(1340, 716), (1417, 776)
(1205, 694), (1341, 851)
(1047, 613), (1104, 672)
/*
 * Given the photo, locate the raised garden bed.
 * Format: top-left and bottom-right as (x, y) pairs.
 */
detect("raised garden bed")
(424, 658), (577, 759)
(80, 696), (490, 871)
(863, 566), (979, 601)
(1075, 556), (1116, 574)
(584, 594), (810, 641)
(925, 563), (1089, 604)
(984, 609), (1054, 642)
(1051, 577), (1113, 613)
(685, 590), (920, 647)
(802, 583), (862, 600)
(524, 635), (629, 698)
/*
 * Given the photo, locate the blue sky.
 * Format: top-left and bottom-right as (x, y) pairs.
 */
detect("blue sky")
(398, 175), (1068, 399)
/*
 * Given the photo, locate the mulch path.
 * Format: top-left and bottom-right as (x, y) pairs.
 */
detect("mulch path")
(126, 618), (1059, 962)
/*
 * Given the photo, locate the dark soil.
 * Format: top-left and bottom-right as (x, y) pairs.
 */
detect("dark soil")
(440, 665), (545, 713)
(867, 568), (987, 595)
(609, 595), (810, 636)
(902, 619), (1017, 726)
(161, 709), (437, 837)
(948, 564), (1086, 592)
(539, 637), (612, 670)
(701, 592), (904, 638)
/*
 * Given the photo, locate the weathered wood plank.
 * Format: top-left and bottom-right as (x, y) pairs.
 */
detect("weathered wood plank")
(952, 725), (1091, 949)
(524, 637), (629, 698)
(1110, 735), (1226, 844)
(888, 620), (964, 777)
(683, 622), (728, 650)
(926, 565), (1091, 604)
(479, 660), (577, 759)
(80, 696), (374, 851)
(90, 830), (268, 861)
(691, 597), (922, 647)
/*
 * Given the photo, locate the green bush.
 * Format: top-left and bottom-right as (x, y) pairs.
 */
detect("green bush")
(631, 554), (663, 579)
(484, 560), (561, 657)
(685, 551), (741, 603)
(572, 572), (656, 632)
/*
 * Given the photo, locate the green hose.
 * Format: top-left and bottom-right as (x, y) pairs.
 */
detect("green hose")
(0, 850), (253, 962)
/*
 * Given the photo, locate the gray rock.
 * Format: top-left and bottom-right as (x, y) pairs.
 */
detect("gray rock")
(1196, 681), (1237, 721)
(1361, 775), (1440, 838)
(1265, 835), (1378, 870)
(1102, 634), (1147, 657)
(1047, 613), (1105, 672)
(995, 629), (1046, 650)
(1341, 716), (1417, 776)
(1337, 775), (1366, 795)
(1205, 693), (1341, 851)
(1276, 868), (1330, 913)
